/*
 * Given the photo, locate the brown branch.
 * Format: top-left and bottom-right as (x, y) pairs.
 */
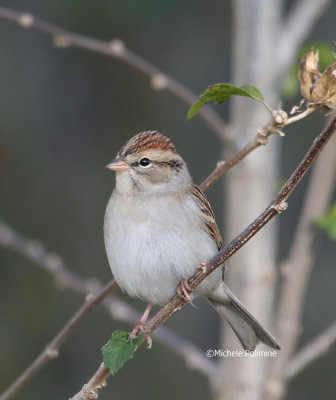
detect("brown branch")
(70, 115), (336, 400)
(69, 363), (110, 400)
(102, 294), (215, 376)
(0, 5), (320, 190)
(200, 107), (313, 192)
(0, 103), (322, 399)
(0, 106), (312, 395)
(0, 280), (117, 400)
(264, 128), (336, 400)
(0, 6), (227, 140)
(287, 320), (336, 379)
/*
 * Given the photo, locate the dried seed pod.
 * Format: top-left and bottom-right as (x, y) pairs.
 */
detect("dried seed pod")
(298, 50), (320, 101)
(311, 61), (336, 109)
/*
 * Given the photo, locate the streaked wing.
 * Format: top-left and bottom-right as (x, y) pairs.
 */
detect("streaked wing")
(192, 185), (223, 250)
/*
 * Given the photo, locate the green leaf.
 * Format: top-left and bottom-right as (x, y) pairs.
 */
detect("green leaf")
(187, 83), (264, 120)
(101, 330), (145, 375)
(315, 202), (336, 241)
(239, 85), (264, 101)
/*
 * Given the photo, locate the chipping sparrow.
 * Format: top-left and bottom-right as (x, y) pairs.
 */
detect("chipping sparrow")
(104, 131), (280, 351)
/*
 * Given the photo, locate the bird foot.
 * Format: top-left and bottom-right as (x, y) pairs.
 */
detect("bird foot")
(128, 303), (153, 349)
(129, 323), (145, 340)
(177, 279), (195, 306)
(128, 324), (152, 349)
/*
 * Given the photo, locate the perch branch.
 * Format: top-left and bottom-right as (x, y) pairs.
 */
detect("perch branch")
(0, 105), (314, 395)
(70, 115), (336, 400)
(0, 6), (227, 140)
(0, 280), (117, 400)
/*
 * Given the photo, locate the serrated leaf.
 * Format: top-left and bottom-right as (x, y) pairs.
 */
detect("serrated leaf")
(187, 83), (264, 120)
(101, 330), (145, 375)
(315, 202), (336, 241)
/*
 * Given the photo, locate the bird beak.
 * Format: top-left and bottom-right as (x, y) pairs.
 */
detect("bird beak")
(105, 157), (130, 172)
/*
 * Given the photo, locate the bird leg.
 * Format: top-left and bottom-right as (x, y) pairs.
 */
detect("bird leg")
(129, 302), (153, 348)
(177, 279), (193, 303)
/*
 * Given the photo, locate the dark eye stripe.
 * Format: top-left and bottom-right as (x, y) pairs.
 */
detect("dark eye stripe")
(158, 160), (183, 170)
(131, 159), (183, 171)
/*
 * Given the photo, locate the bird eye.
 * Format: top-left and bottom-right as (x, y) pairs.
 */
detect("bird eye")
(139, 157), (151, 167)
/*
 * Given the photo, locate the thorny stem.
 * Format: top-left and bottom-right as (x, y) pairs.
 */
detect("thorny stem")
(70, 116), (336, 400)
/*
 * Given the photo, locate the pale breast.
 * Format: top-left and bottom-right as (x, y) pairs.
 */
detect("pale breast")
(104, 191), (220, 305)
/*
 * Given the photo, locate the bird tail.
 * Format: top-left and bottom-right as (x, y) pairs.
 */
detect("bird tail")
(208, 285), (280, 351)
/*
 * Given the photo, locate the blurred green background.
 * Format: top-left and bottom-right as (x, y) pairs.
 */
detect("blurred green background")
(0, 1), (335, 399)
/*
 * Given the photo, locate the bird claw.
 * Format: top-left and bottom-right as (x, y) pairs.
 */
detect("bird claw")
(128, 324), (152, 349)
(128, 323), (145, 341)
(177, 279), (196, 307)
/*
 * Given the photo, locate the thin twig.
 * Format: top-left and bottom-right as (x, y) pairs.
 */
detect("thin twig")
(0, 280), (117, 400)
(70, 115), (336, 400)
(0, 218), (99, 295)
(200, 107), (312, 192)
(0, 6), (227, 140)
(277, 0), (331, 79)
(264, 129), (336, 400)
(286, 106), (315, 125)
(287, 320), (336, 379)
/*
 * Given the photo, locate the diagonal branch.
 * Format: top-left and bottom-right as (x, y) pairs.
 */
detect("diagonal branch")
(0, 280), (117, 400)
(200, 107), (314, 192)
(277, 0), (331, 79)
(0, 105), (313, 397)
(287, 320), (336, 379)
(0, 103), (322, 399)
(0, 218), (99, 295)
(0, 6), (227, 140)
(70, 116), (336, 400)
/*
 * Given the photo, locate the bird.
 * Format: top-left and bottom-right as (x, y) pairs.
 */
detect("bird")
(104, 131), (280, 351)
